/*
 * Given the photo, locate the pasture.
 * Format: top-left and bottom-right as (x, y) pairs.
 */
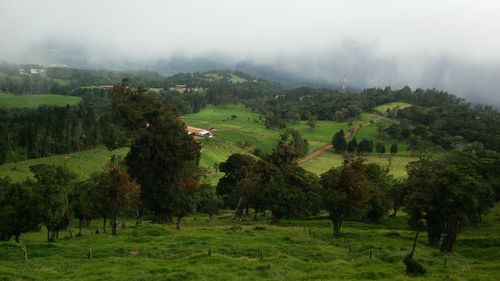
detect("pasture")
(0, 93), (81, 109)
(0, 146), (128, 182)
(0, 203), (498, 280)
(374, 102), (412, 116)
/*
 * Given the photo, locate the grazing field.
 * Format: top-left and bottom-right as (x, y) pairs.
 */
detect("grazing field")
(229, 73), (247, 83)
(302, 151), (415, 179)
(374, 102), (412, 116)
(0, 146), (128, 182)
(0, 93), (81, 109)
(0, 203), (498, 280)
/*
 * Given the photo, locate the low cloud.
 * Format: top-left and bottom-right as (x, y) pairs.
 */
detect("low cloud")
(1, 0), (499, 105)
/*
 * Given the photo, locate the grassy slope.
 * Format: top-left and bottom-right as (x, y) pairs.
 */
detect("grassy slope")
(302, 151), (415, 179)
(0, 93), (81, 109)
(0, 204), (498, 280)
(374, 102), (412, 116)
(0, 146), (128, 182)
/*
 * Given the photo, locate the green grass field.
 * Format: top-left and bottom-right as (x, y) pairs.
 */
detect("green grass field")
(0, 93), (81, 109)
(302, 151), (415, 179)
(374, 102), (412, 116)
(229, 73), (247, 83)
(0, 146), (128, 182)
(0, 203), (498, 280)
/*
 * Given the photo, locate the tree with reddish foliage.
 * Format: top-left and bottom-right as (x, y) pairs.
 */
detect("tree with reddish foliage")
(95, 156), (140, 235)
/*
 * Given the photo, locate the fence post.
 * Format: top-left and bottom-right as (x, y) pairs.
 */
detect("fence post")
(21, 246), (28, 262)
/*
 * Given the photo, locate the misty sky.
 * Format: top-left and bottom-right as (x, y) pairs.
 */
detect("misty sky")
(1, 0), (499, 105)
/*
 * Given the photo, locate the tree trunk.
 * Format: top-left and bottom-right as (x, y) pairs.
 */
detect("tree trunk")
(79, 219), (83, 235)
(135, 208), (143, 225)
(15, 234), (20, 243)
(232, 197), (243, 220)
(67, 219), (72, 238)
(409, 225), (420, 258)
(332, 219), (342, 237)
(254, 210), (258, 220)
(102, 217), (107, 233)
(176, 216), (182, 230)
(427, 224), (441, 247)
(111, 216), (117, 235)
(440, 221), (459, 253)
(65, 195), (72, 237)
(47, 228), (55, 242)
(152, 212), (169, 224)
(271, 212), (280, 225)
(245, 204), (249, 217)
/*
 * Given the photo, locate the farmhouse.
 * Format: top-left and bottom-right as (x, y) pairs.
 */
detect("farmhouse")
(186, 126), (214, 138)
(176, 84), (188, 91)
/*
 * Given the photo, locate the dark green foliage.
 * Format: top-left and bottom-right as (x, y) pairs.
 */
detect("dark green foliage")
(363, 164), (393, 223)
(264, 166), (323, 224)
(306, 115), (317, 128)
(321, 155), (370, 236)
(387, 181), (411, 218)
(331, 129), (347, 153)
(0, 178), (41, 242)
(357, 139), (374, 154)
(405, 152), (495, 252)
(375, 142), (386, 153)
(197, 184), (223, 219)
(217, 143), (322, 224)
(0, 105), (107, 164)
(279, 129), (308, 157)
(252, 147), (264, 158)
(30, 164), (76, 242)
(390, 143), (398, 154)
(112, 83), (201, 224)
(346, 137), (358, 153)
(217, 153), (257, 208)
(69, 180), (97, 235)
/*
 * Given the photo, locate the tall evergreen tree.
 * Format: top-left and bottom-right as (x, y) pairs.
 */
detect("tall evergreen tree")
(332, 129), (347, 153)
(112, 82), (201, 223)
(347, 137), (358, 153)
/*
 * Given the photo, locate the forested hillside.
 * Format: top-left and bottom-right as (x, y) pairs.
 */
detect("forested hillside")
(1, 63), (500, 165)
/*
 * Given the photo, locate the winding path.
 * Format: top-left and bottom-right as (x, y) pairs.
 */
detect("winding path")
(297, 112), (389, 165)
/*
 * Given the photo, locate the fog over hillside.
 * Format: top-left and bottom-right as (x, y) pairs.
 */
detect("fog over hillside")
(1, 0), (499, 105)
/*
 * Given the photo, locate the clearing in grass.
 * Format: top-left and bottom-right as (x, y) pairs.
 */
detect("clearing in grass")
(0, 93), (81, 109)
